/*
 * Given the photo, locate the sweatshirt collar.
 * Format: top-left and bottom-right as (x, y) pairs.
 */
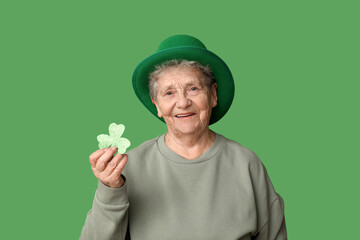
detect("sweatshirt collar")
(157, 132), (225, 164)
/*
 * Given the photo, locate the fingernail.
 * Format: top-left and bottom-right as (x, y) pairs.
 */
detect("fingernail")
(112, 146), (117, 150)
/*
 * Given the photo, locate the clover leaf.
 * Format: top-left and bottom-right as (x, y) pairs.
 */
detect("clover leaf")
(97, 123), (131, 154)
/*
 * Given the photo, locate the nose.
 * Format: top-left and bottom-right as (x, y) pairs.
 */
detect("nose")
(176, 92), (191, 109)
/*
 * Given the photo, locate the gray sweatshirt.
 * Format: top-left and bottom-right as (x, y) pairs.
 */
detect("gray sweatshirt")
(80, 133), (287, 240)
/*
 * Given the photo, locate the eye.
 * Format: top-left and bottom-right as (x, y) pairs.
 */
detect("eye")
(190, 87), (198, 91)
(165, 91), (173, 96)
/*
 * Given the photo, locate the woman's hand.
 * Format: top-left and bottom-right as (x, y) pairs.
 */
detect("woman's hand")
(89, 146), (128, 188)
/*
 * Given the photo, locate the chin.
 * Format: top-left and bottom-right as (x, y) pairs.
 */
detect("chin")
(164, 116), (209, 136)
(177, 128), (198, 135)
(174, 123), (207, 136)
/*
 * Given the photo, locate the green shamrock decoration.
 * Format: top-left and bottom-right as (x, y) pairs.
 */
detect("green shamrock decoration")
(97, 123), (131, 154)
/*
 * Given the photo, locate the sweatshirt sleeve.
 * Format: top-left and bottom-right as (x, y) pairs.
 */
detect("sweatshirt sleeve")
(255, 194), (287, 240)
(249, 156), (287, 240)
(79, 175), (130, 240)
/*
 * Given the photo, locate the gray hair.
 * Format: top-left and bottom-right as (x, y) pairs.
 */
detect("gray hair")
(148, 59), (216, 100)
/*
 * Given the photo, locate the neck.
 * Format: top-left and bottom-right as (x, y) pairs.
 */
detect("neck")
(165, 129), (216, 160)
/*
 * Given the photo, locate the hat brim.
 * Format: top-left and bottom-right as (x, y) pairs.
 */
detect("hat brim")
(132, 46), (234, 125)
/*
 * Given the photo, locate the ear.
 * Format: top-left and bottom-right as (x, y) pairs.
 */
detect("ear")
(210, 83), (218, 108)
(151, 97), (163, 118)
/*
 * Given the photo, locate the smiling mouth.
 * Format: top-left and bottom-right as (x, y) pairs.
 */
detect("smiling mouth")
(175, 113), (196, 118)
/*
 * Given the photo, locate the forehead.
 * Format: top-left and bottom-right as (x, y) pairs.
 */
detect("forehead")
(156, 66), (205, 89)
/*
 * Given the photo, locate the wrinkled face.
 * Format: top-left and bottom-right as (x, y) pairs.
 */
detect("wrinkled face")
(151, 66), (217, 136)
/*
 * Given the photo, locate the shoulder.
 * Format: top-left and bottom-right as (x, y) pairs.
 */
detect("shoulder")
(218, 133), (270, 181)
(126, 134), (162, 157)
(220, 134), (263, 167)
(123, 135), (163, 176)
(220, 134), (279, 200)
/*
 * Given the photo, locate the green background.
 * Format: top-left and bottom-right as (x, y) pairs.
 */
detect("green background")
(1, 0), (359, 239)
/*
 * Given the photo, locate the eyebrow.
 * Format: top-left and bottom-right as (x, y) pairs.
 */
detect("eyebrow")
(159, 80), (203, 92)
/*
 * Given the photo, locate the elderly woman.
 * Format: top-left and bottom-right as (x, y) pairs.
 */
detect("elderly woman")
(80, 35), (287, 240)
